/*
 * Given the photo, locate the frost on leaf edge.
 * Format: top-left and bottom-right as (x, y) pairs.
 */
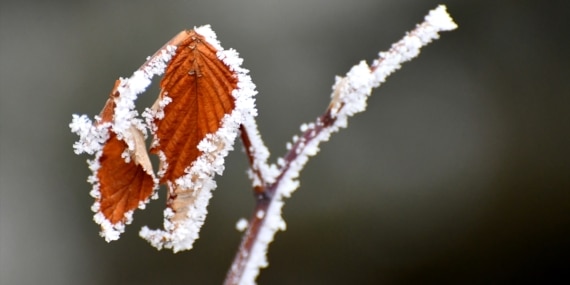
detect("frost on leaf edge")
(139, 25), (259, 252)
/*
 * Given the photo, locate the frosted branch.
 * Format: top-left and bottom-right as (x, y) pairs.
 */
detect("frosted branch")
(225, 5), (457, 285)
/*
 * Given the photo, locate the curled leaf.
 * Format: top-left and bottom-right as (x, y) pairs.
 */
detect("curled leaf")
(151, 29), (237, 183)
(90, 86), (158, 241)
(96, 129), (155, 225)
(140, 26), (257, 252)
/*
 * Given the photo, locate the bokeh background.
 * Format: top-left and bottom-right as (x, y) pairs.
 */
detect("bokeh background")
(1, 0), (568, 284)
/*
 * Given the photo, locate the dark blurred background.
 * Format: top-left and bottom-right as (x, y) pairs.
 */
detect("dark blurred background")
(1, 0), (568, 284)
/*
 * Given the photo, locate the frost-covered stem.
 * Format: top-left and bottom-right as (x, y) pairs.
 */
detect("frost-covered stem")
(224, 196), (270, 285)
(225, 5), (456, 285)
(239, 125), (267, 194)
(225, 112), (337, 285)
(225, 111), (337, 285)
(139, 31), (190, 73)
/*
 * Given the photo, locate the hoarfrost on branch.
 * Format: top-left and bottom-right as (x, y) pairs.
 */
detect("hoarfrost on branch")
(228, 5), (457, 285)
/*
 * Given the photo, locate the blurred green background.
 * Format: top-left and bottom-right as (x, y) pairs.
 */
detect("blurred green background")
(1, 0), (568, 284)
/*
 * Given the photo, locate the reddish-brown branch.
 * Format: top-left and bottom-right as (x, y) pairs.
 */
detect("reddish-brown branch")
(239, 125), (266, 195)
(224, 109), (339, 285)
(224, 196), (270, 285)
(227, 6), (457, 282)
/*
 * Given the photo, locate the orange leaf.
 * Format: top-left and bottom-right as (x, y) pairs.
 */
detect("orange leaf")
(91, 82), (157, 240)
(151, 30), (237, 183)
(97, 130), (155, 225)
(140, 26), (258, 252)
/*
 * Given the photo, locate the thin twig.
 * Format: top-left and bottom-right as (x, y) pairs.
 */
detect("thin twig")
(226, 110), (336, 284)
(224, 5), (457, 284)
